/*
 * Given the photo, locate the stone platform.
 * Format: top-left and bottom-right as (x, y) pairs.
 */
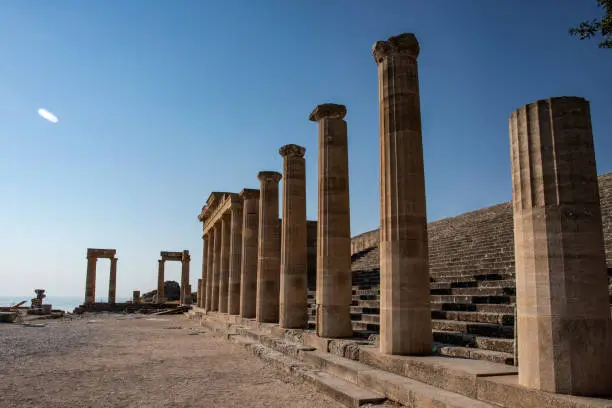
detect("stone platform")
(190, 309), (612, 408)
(74, 302), (180, 314)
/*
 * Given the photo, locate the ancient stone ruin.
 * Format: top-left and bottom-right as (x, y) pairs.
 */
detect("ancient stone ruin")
(84, 248), (118, 304)
(155, 250), (191, 305)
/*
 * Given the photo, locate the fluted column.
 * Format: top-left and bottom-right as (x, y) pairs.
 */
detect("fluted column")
(510, 96), (612, 395)
(108, 258), (117, 304)
(84, 255), (97, 304)
(279, 144), (308, 329)
(200, 233), (208, 308)
(373, 33), (432, 355)
(157, 260), (165, 303)
(180, 251), (191, 305)
(205, 227), (215, 311)
(240, 189), (260, 318)
(197, 278), (203, 308)
(309, 104), (352, 338)
(228, 205), (243, 315)
(219, 214), (231, 313)
(256, 171), (282, 323)
(211, 225), (221, 311)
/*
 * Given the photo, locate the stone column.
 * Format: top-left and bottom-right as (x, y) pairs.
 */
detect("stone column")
(205, 227), (216, 311)
(219, 214), (231, 313)
(279, 144), (308, 329)
(180, 251), (190, 305)
(228, 205), (243, 315)
(133, 290), (140, 303)
(309, 103), (353, 338)
(211, 225), (221, 311)
(200, 233), (208, 308)
(108, 258), (118, 304)
(240, 189), (260, 318)
(509, 96), (612, 395)
(84, 255), (97, 304)
(256, 171), (282, 323)
(157, 260), (165, 303)
(373, 33), (432, 355)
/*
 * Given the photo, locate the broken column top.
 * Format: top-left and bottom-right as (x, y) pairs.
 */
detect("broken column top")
(309, 103), (347, 122)
(257, 171), (282, 182)
(279, 144), (306, 158)
(239, 188), (260, 200)
(510, 96), (589, 117)
(372, 33), (419, 63)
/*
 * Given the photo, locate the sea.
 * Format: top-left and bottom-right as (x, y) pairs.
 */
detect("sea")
(0, 295), (130, 312)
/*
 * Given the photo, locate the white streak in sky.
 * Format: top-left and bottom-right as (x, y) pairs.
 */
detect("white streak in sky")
(38, 108), (58, 123)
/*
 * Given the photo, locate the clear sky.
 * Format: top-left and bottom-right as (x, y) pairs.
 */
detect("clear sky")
(1, 1), (610, 299)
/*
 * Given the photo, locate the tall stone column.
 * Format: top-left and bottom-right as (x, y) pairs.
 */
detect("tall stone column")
(108, 258), (118, 304)
(509, 96), (612, 395)
(197, 278), (203, 308)
(157, 260), (165, 303)
(180, 251), (190, 305)
(228, 205), (243, 315)
(200, 233), (208, 308)
(240, 189), (260, 318)
(279, 144), (308, 329)
(373, 33), (432, 355)
(256, 171), (282, 323)
(309, 104), (353, 338)
(84, 255), (97, 304)
(205, 227), (216, 311)
(219, 214), (231, 313)
(211, 225), (221, 311)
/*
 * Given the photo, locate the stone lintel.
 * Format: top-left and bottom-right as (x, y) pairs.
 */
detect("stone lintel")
(279, 144), (306, 158)
(87, 248), (116, 259)
(372, 33), (419, 63)
(199, 191), (233, 222)
(309, 103), (347, 122)
(257, 171), (282, 183)
(239, 188), (260, 201)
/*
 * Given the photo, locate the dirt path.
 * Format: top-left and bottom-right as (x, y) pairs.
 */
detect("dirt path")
(0, 314), (346, 408)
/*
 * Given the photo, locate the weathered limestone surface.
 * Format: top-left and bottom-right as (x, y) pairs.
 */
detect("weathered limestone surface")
(85, 256), (97, 304)
(510, 96), (612, 395)
(256, 171), (282, 323)
(240, 189), (260, 318)
(211, 225), (221, 311)
(373, 33), (432, 355)
(279, 144), (308, 329)
(200, 234), (208, 308)
(205, 229), (215, 310)
(180, 251), (191, 305)
(157, 259), (165, 302)
(197, 278), (203, 307)
(108, 258), (117, 304)
(219, 214), (231, 313)
(228, 205), (243, 315)
(310, 103), (353, 338)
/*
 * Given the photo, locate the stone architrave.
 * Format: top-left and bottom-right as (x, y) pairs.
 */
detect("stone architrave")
(509, 96), (612, 395)
(180, 251), (191, 305)
(239, 189), (260, 318)
(373, 33), (432, 355)
(219, 214), (231, 313)
(228, 205), (243, 315)
(84, 255), (97, 304)
(108, 258), (118, 304)
(211, 225), (222, 311)
(157, 260), (165, 302)
(309, 103), (353, 338)
(200, 233), (208, 308)
(279, 144), (308, 329)
(256, 171), (282, 323)
(205, 227), (215, 311)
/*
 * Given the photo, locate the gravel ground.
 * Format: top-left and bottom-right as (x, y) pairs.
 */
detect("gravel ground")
(0, 313), (360, 408)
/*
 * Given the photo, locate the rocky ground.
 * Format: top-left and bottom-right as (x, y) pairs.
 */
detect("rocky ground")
(0, 313), (365, 408)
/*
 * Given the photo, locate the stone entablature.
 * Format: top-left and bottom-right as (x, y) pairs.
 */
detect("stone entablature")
(199, 192), (242, 236)
(87, 248), (116, 258)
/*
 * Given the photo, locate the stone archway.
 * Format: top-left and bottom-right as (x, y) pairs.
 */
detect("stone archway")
(84, 248), (118, 304)
(155, 250), (191, 305)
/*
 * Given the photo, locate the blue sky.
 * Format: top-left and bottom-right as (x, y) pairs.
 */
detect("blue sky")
(1, 1), (610, 298)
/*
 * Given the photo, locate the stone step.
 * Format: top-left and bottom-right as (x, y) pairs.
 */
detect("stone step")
(432, 319), (513, 338)
(431, 272), (514, 282)
(434, 344), (514, 366)
(430, 295), (515, 304)
(430, 287), (516, 296)
(432, 310), (514, 325)
(433, 330), (514, 354)
(431, 303), (515, 314)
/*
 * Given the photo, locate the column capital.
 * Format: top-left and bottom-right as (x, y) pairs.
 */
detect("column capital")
(279, 144), (306, 158)
(309, 103), (346, 122)
(239, 188), (260, 200)
(110, 257), (118, 263)
(372, 33), (419, 64)
(257, 171), (282, 183)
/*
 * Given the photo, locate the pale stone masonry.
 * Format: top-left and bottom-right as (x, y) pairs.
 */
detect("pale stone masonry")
(211, 226), (221, 311)
(197, 278), (203, 308)
(108, 258), (117, 304)
(84, 248), (117, 304)
(309, 104), (353, 338)
(219, 214), (231, 313)
(373, 33), (432, 355)
(200, 233), (208, 308)
(256, 171), (282, 323)
(205, 227), (215, 310)
(509, 96), (612, 395)
(228, 204), (243, 315)
(180, 251), (190, 305)
(240, 189), (260, 318)
(279, 144), (308, 329)
(157, 259), (165, 302)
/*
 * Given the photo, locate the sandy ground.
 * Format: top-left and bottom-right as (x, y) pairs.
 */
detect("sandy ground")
(0, 313), (357, 408)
